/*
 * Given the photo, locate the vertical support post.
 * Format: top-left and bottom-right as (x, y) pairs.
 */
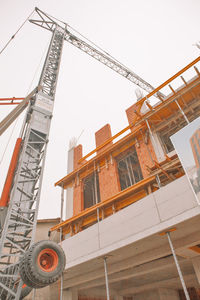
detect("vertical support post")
(104, 257), (110, 300)
(145, 119), (162, 188)
(166, 232), (190, 300)
(146, 119), (158, 150)
(60, 184), (64, 300)
(156, 174), (162, 188)
(175, 99), (189, 124)
(94, 161), (100, 222)
(60, 275), (63, 300)
(60, 184), (64, 239)
(32, 288), (36, 300)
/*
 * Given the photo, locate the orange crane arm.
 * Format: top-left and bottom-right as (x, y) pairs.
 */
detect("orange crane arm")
(0, 138), (22, 207)
(0, 86), (41, 136)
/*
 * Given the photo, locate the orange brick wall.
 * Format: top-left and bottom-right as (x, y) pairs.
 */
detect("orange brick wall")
(74, 144), (83, 170)
(126, 103), (157, 178)
(95, 124), (113, 153)
(71, 103), (158, 217)
(73, 183), (82, 215)
(126, 102), (143, 130)
(97, 161), (120, 201)
(135, 135), (157, 178)
(95, 124), (120, 201)
(73, 145), (83, 215)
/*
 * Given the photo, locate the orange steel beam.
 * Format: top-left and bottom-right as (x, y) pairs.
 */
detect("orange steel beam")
(63, 189), (147, 235)
(140, 56), (200, 102)
(51, 175), (156, 232)
(0, 98), (24, 105)
(79, 124), (134, 163)
(153, 160), (171, 180)
(55, 124), (146, 187)
(0, 103), (21, 105)
(78, 56), (200, 163)
(56, 74), (200, 189)
(0, 138), (22, 207)
(78, 101), (144, 164)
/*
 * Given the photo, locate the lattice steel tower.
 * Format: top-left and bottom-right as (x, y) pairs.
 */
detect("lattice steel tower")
(0, 8), (159, 299)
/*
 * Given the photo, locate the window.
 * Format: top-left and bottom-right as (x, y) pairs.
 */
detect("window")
(158, 116), (188, 154)
(160, 133), (175, 153)
(83, 172), (101, 209)
(117, 147), (143, 190)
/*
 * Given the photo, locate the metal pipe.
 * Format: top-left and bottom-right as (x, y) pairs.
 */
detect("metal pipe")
(60, 275), (63, 300)
(94, 161), (100, 222)
(145, 120), (162, 188)
(166, 232), (190, 300)
(103, 257), (110, 300)
(145, 119), (163, 162)
(156, 174), (161, 188)
(60, 184), (64, 300)
(60, 185), (64, 238)
(175, 99), (189, 124)
(32, 288), (36, 300)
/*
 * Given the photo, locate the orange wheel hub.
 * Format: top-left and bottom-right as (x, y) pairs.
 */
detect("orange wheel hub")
(37, 248), (58, 272)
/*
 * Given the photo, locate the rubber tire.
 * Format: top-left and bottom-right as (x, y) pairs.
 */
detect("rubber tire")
(19, 240), (66, 289)
(20, 285), (32, 299)
(20, 252), (45, 289)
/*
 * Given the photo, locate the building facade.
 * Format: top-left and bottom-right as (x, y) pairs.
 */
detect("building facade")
(49, 60), (200, 300)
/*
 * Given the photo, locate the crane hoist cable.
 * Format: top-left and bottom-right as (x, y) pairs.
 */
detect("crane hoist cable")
(0, 9), (35, 55)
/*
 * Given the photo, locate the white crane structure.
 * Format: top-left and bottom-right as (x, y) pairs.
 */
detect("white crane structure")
(0, 7), (160, 299)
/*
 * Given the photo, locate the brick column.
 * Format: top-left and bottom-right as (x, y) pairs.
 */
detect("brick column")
(73, 145), (83, 215)
(126, 104), (157, 178)
(95, 124), (120, 202)
(135, 134), (157, 178)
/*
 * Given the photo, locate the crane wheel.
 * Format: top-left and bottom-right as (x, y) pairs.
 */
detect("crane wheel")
(20, 251), (45, 288)
(19, 240), (66, 288)
(20, 284), (32, 299)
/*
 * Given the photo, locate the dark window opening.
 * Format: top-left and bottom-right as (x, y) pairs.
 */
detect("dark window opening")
(158, 116), (188, 154)
(117, 147), (143, 191)
(160, 133), (175, 153)
(83, 172), (101, 209)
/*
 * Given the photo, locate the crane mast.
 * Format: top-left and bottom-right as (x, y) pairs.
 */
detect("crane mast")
(0, 7), (159, 300)
(0, 23), (65, 299)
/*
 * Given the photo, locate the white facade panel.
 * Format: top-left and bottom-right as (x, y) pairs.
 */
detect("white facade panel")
(62, 224), (99, 262)
(154, 175), (198, 221)
(61, 175), (200, 269)
(99, 195), (160, 248)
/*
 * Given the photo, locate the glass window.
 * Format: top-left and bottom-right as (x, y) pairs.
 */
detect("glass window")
(117, 147), (143, 190)
(83, 172), (101, 209)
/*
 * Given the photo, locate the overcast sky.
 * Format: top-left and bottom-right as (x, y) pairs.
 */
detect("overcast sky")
(1, 0), (200, 219)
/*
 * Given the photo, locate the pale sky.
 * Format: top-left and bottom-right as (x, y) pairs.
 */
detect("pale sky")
(1, 0), (200, 219)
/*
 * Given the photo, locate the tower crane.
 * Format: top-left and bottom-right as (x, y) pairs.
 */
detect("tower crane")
(0, 7), (161, 299)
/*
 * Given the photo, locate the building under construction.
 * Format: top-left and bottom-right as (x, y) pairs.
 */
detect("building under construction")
(1, 7), (200, 300)
(47, 58), (200, 300)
